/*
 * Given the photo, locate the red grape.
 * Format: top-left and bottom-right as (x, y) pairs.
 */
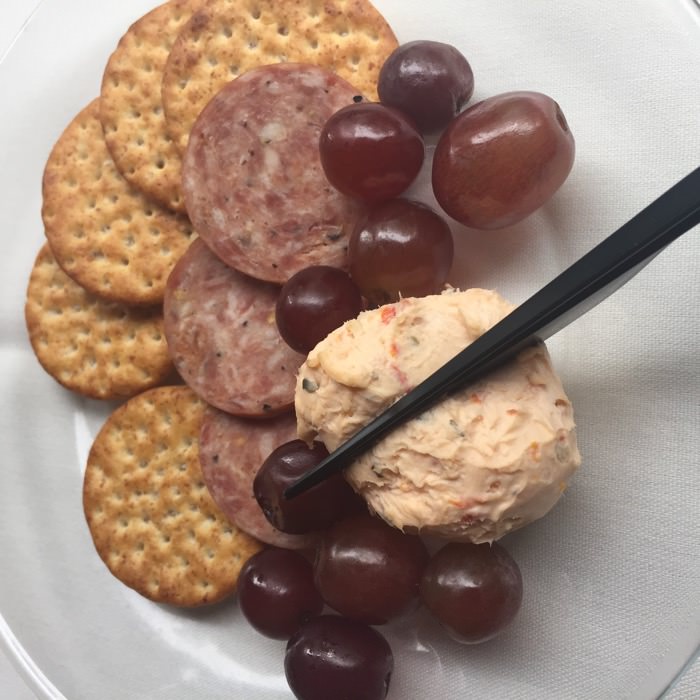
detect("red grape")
(314, 513), (429, 625)
(378, 40), (474, 133)
(285, 615), (393, 700)
(275, 265), (363, 354)
(432, 91), (575, 229)
(420, 541), (523, 643)
(349, 198), (454, 305)
(238, 548), (323, 640)
(254, 439), (365, 534)
(319, 102), (424, 202)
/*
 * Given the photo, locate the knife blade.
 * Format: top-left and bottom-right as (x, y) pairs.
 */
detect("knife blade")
(285, 166), (700, 498)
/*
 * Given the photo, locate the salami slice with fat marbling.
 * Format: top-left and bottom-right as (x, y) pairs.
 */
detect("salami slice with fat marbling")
(164, 238), (304, 416)
(181, 62), (367, 283)
(199, 405), (316, 550)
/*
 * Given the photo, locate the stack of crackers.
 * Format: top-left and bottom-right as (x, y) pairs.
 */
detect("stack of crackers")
(24, 0), (397, 606)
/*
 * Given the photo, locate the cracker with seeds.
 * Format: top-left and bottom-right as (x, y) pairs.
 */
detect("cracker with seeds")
(83, 386), (263, 606)
(25, 244), (174, 400)
(100, 0), (202, 213)
(161, 0), (398, 154)
(42, 99), (194, 306)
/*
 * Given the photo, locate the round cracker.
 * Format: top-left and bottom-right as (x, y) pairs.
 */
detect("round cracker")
(42, 99), (194, 305)
(25, 243), (174, 400)
(161, 0), (398, 154)
(100, 0), (202, 213)
(83, 386), (263, 606)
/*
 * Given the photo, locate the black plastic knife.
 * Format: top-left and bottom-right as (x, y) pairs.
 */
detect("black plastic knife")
(286, 166), (700, 498)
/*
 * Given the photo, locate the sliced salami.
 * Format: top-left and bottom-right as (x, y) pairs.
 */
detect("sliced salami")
(182, 62), (367, 283)
(199, 405), (316, 550)
(164, 238), (304, 416)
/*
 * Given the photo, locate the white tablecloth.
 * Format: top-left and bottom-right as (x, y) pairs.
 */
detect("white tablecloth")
(0, 3), (60, 698)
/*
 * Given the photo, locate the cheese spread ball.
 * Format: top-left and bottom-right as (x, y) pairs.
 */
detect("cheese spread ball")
(295, 289), (581, 543)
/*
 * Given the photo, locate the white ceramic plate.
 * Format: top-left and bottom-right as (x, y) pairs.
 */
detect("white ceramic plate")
(1, 1), (699, 698)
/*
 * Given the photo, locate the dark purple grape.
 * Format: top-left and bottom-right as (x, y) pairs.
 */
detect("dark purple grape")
(420, 541), (523, 643)
(314, 513), (429, 625)
(275, 265), (363, 354)
(432, 91), (575, 229)
(319, 102), (424, 202)
(254, 439), (365, 534)
(238, 548), (323, 640)
(378, 40), (474, 133)
(285, 615), (393, 700)
(349, 198), (454, 306)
